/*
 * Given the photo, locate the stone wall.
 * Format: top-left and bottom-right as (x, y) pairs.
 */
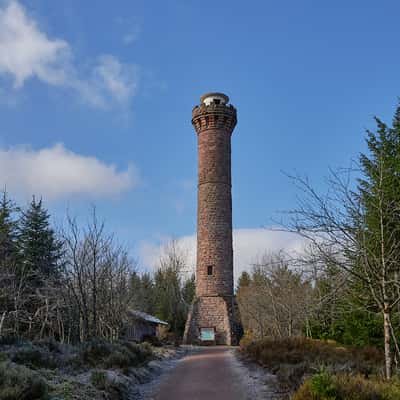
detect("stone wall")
(184, 94), (242, 345)
(183, 296), (240, 345)
(193, 101), (237, 298)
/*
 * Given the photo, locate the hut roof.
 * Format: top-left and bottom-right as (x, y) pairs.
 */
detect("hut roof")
(127, 309), (168, 326)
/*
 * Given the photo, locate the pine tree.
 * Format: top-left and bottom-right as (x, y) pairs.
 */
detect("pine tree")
(18, 197), (63, 286)
(237, 271), (251, 290)
(0, 190), (19, 327)
(0, 190), (18, 266)
(140, 273), (155, 314)
(182, 274), (195, 305)
(356, 103), (400, 378)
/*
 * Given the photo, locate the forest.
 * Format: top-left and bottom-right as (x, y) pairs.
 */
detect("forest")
(3, 104), (400, 399)
(0, 198), (195, 344)
(237, 104), (400, 398)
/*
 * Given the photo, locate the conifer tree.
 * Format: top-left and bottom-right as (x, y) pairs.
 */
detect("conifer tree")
(0, 190), (18, 265)
(356, 105), (400, 379)
(18, 197), (63, 286)
(0, 190), (19, 331)
(182, 274), (195, 305)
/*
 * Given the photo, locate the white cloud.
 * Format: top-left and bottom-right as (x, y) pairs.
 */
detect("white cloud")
(0, 1), (69, 87)
(114, 16), (141, 45)
(0, 143), (138, 199)
(123, 27), (141, 45)
(137, 228), (307, 281)
(0, 1), (138, 109)
(93, 55), (138, 104)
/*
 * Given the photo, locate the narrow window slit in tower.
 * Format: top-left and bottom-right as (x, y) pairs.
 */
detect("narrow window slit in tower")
(207, 265), (213, 276)
(214, 99), (221, 105)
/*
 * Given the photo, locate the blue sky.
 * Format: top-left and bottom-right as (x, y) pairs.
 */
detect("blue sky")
(1, 0), (399, 276)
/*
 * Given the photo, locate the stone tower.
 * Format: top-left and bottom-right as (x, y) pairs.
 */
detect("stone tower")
(183, 92), (240, 345)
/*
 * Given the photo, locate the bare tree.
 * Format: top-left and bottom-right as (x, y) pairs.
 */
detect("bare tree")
(238, 252), (314, 340)
(61, 209), (136, 342)
(285, 169), (400, 379)
(154, 240), (190, 340)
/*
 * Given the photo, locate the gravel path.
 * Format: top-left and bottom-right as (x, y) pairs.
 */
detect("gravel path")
(138, 346), (283, 400)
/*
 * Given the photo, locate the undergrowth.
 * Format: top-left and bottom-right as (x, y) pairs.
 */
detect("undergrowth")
(240, 336), (385, 393)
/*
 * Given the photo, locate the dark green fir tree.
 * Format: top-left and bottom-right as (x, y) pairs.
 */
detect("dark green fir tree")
(0, 190), (19, 265)
(18, 197), (63, 286)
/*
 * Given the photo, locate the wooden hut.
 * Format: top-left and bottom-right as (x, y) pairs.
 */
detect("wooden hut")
(124, 310), (168, 342)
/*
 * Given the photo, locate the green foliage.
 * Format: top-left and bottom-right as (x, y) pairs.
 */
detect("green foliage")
(310, 309), (383, 349)
(50, 381), (75, 400)
(0, 335), (23, 346)
(79, 339), (153, 370)
(0, 190), (18, 264)
(310, 370), (337, 400)
(294, 373), (400, 400)
(12, 345), (57, 369)
(0, 362), (48, 400)
(80, 339), (111, 366)
(34, 337), (61, 354)
(129, 266), (194, 340)
(242, 337), (384, 392)
(18, 197), (63, 285)
(237, 271), (251, 290)
(129, 272), (156, 315)
(359, 111), (400, 238)
(182, 274), (195, 305)
(90, 370), (108, 390)
(153, 266), (186, 338)
(104, 351), (131, 369)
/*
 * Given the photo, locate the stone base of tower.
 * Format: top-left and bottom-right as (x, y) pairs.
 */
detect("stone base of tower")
(183, 296), (242, 345)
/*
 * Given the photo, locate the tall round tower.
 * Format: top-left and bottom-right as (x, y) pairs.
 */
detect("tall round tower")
(183, 93), (240, 345)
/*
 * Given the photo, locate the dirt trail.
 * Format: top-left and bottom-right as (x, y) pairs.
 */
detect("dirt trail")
(140, 346), (281, 400)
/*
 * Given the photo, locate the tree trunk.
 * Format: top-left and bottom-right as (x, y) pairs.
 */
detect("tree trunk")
(384, 305), (392, 379)
(0, 312), (6, 336)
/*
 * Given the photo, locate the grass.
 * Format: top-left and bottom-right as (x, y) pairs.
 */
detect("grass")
(79, 339), (154, 372)
(0, 361), (48, 400)
(293, 370), (400, 400)
(12, 345), (58, 369)
(240, 336), (385, 392)
(0, 337), (156, 399)
(90, 370), (108, 390)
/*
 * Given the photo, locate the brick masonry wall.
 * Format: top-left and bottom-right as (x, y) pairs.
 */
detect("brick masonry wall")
(183, 296), (240, 345)
(183, 96), (240, 345)
(194, 103), (236, 298)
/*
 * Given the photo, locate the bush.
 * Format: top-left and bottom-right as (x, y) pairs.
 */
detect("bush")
(90, 370), (108, 390)
(0, 362), (48, 400)
(12, 345), (56, 369)
(242, 337), (382, 372)
(119, 341), (153, 365)
(104, 351), (131, 369)
(80, 339), (112, 366)
(239, 330), (254, 349)
(142, 334), (162, 347)
(293, 372), (400, 400)
(310, 370), (337, 400)
(241, 337), (384, 392)
(34, 338), (61, 354)
(0, 335), (23, 346)
(78, 340), (153, 370)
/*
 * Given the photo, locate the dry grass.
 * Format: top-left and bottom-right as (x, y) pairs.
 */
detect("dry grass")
(240, 337), (384, 392)
(293, 371), (400, 400)
(0, 362), (48, 400)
